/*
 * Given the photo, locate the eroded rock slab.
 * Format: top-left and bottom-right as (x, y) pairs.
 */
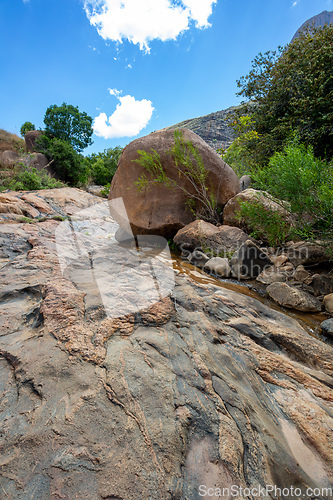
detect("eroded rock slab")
(0, 189), (332, 499)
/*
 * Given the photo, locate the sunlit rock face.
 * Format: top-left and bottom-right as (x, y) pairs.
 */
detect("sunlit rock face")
(166, 105), (237, 152)
(0, 188), (333, 499)
(109, 128), (240, 238)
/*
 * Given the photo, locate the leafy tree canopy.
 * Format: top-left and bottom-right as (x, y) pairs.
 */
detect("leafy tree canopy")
(234, 24), (333, 165)
(44, 102), (93, 152)
(86, 146), (123, 186)
(20, 121), (35, 137)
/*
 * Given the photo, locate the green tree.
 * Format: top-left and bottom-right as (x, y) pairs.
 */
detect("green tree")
(37, 135), (89, 186)
(234, 24), (333, 166)
(86, 146), (123, 185)
(20, 121), (35, 137)
(44, 102), (93, 152)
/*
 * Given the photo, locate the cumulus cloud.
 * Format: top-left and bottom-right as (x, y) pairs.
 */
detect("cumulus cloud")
(84, 0), (217, 51)
(93, 90), (154, 139)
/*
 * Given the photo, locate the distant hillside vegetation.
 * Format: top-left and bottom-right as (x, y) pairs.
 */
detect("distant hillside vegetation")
(165, 106), (236, 152)
(0, 129), (25, 155)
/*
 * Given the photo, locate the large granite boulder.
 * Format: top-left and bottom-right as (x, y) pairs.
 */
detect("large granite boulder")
(109, 129), (240, 238)
(25, 130), (43, 152)
(0, 189), (332, 498)
(173, 219), (249, 257)
(0, 150), (20, 168)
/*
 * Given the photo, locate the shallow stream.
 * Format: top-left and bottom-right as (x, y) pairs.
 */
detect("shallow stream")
(172, 255), (333, 345)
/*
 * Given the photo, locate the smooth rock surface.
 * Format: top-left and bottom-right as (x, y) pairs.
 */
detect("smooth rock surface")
(0, 189), (333, 498)
(267, 282), (322, 312)
(0, 150), (20, 168)
(256, 266), (289, 285)
(109, 129), (240, 238)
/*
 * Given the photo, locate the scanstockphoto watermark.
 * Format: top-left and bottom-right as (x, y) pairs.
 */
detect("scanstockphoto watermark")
(179, 242), (311, 262)
(55, 198), (175, 320)
(198, 484), (333, 498)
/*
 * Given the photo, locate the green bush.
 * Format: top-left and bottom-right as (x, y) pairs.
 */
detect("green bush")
(238, 140), (333, 244)
(8, 167), (64, 191)
(220, 115), (259, 175)
(86, 146), (123, 186)
(37, 135), (89, 186)
(237, 199), (292, 246)
(100, 183), (111, 198)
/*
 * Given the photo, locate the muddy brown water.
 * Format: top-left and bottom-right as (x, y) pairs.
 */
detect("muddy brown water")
(172, 256), (332, 345)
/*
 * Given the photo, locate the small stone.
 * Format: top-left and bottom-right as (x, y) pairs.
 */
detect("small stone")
(189, 250), (210, 268)
(271, 254), (289, 268)
(204, 257), (231, 278)
(323, 294), (333, 315)
(266, 282), (322, 312)
(320, 318), (333, 337)
(230, 240), (272, 279)
(256, 266), (288, 285)
(293, 265), (313, 285)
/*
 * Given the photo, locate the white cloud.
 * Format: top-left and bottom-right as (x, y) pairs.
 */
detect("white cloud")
(93, 90), (154, 139)
(84, 0), (217, 52)
(108, 88), (122, 97)
(292, 0), (299, 6)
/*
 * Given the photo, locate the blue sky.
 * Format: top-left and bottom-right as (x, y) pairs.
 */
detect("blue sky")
(0, 0), (332, 154)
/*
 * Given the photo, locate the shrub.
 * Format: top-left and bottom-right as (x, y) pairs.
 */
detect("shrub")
(237, 199), (292, 246)
(86, 146), (123, 185)
(237, 140), (333, 244)
(37, 135), (89, 186)
(7, 166), (64, 191)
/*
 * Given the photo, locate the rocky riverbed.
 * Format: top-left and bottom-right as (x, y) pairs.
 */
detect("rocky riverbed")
(0, 188), (333, 499)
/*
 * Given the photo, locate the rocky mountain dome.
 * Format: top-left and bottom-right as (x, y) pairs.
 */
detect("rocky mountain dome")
(165, 105), (236, 152)
(291, 10), (333, 41)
